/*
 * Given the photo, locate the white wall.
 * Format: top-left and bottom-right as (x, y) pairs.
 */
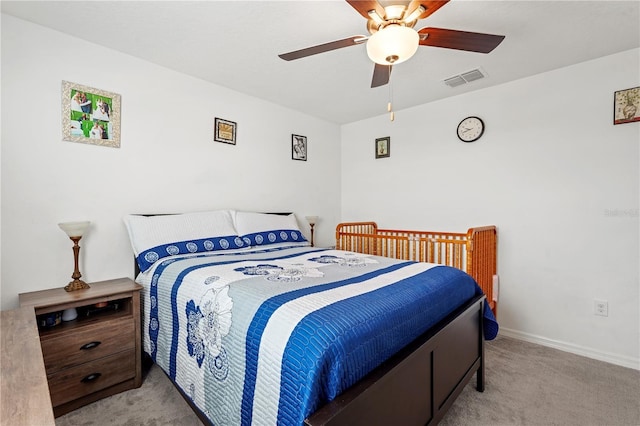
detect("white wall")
(2, 14), (639, 370)
(0, 15), (342, 310)
(341, 48), (640, 368)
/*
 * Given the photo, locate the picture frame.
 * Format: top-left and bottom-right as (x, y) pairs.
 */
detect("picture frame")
(614, 86), (640, 125)
(375, 136), (390, 158)
(292, 134), (307, 161)
(62, 81), (121, 148)
(214, 117), (237, 144)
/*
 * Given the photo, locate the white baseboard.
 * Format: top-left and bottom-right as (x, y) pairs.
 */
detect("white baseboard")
(498, 327), (640, 371)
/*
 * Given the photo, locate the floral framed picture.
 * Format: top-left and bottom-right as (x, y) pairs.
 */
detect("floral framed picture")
(614, 87), (640, 125)
(62, 81), (121, 148)
(292, 134), (307, 161)
(214, 117), (237, 144)
(375, 136), (390, 159)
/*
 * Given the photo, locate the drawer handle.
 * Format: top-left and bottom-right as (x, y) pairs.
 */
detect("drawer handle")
(81, 373), (102, 383)
(80, 341), (102, 350)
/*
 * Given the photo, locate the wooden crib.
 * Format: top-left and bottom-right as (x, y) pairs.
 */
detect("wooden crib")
(335, 222), (498, 315)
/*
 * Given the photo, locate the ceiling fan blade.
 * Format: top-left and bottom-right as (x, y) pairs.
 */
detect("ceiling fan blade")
(278, 35), (367, 61)
(371, 63), (392, 88)
(346, 0), (385, 20)
(418, 27), (505, 53)
(406, 1), (449, 20)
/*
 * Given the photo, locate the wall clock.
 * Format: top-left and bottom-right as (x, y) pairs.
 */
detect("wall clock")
(457, 116), (485, 142)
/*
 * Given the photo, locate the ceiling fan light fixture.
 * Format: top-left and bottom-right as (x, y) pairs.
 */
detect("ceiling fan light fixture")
(367, 9), (385, 25)
(366, 25), (419, 65)
(403, 5), (426, 23)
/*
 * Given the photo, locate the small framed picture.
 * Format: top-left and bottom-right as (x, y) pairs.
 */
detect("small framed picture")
(292, 134), (307, 161)
(62, 81), (121, 148)
(614, 87), (640, 125)
(375, 136), (390, 158)
(214, 117), (237, 144)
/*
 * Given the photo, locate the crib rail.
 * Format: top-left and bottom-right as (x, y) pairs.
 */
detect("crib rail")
(336, 222), (498, 314)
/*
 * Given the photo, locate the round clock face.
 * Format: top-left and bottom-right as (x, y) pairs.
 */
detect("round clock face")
(457, 116), (485, 142)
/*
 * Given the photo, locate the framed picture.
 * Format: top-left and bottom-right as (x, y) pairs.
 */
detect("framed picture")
(614, 87), (640, 125)
(62, 81), (121, 148)
(375, 136), (390, 158)
(292, 134), (307, 161)
(214, 117), (237, 144)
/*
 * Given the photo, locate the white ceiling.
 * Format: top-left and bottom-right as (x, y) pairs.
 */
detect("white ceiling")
(3, 0), (640, 124)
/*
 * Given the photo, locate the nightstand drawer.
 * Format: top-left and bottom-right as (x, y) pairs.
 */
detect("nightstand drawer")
(47, 349), (135, 407)
(41, 316), (134, 373)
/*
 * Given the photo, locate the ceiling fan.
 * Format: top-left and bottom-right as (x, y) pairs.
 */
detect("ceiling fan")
(278, 0), (505, 88)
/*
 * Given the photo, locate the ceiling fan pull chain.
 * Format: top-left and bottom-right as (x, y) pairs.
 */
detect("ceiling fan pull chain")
(388, 66), (394, 121)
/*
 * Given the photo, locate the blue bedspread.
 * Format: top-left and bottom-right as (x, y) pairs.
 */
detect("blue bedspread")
(138, 246), (497, 426)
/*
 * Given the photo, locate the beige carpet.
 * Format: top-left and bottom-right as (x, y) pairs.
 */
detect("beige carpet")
(56, 336), (640, 425)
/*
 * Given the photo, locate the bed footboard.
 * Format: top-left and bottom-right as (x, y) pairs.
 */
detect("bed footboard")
(336, 222), (498, 314)
(305, 295), (486, 426)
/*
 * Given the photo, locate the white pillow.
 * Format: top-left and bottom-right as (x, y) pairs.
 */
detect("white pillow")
(235, 212), (309, 247)
(124, 209), (244, 273)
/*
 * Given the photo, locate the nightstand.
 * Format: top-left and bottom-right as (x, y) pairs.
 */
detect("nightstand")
(19, 277), (142, 417)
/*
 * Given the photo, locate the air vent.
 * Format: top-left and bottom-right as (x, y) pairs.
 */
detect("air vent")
(443, 75), (466, 88)
(461, 69), (485, 82)
(444, 68), (486, 88)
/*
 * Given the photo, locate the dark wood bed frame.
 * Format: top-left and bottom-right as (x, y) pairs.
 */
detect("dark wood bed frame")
(305, 295), (485, 425)
(134, 213), (487, 425)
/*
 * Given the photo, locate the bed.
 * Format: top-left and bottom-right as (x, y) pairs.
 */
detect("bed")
(124, 210), (498, 425)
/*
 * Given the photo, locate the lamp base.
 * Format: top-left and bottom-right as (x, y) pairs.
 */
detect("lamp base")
(64, 279), (90, 292)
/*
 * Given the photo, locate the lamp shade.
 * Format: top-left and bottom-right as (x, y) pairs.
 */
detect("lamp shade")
(366, 25), (419, 65)
(305, 216), (319, 225)
(58, 221), (90, 237)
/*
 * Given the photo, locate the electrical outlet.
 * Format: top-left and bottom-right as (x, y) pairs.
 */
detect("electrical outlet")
(594, 299), (608, 317)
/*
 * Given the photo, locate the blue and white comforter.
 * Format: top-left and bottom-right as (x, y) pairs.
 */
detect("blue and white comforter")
(138, 245), (497, 426)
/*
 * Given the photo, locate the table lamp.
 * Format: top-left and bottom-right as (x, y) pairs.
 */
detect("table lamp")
(58, 221), (91, 292)
(305, 216), (318, 247)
